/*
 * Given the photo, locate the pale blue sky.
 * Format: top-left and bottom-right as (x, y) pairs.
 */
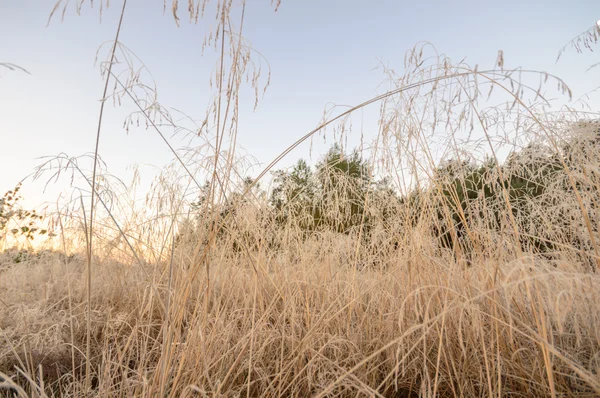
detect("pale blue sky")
(1, 1), (599, 207)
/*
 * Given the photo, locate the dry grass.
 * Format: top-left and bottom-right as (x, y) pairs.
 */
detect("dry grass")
(1, 239), (600, 397)
(2, 1), (600, 397)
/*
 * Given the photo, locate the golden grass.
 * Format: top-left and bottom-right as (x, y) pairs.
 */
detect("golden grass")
(1, 242), (600, 397)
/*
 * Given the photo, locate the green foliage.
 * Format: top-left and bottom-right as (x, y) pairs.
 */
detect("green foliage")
(430, 122), (600, 263)
(179, 121), (600, 269)
(317, 145), (372, 233)
(0, 183), (47, 244)
(271, 158), (320, 233)
(270, 145), (374, 235)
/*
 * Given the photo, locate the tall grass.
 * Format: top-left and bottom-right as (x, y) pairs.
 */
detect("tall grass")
(1, 1), (600, 396)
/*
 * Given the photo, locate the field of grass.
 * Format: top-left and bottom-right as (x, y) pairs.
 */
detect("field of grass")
(2, 1), (600, 397)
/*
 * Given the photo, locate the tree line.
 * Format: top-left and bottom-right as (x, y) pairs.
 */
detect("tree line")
(179, 121), (600, 270)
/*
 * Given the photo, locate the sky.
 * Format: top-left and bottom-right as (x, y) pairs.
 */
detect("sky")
(1, 0), (599, 209)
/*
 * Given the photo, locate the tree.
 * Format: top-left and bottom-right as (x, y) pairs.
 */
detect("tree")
(315, 145), (372, 233)
(428, 121), (600, 265)
(270, 145), (375, 236)
(270, 158), (319, 232)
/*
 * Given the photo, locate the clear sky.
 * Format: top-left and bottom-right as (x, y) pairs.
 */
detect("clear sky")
(1, 0), (599, 208)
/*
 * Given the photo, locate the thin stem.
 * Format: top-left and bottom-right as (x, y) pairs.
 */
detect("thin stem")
(85, 0), (128, 392)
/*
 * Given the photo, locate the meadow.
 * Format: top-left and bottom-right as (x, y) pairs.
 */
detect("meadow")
(1, 2), (600, 397)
